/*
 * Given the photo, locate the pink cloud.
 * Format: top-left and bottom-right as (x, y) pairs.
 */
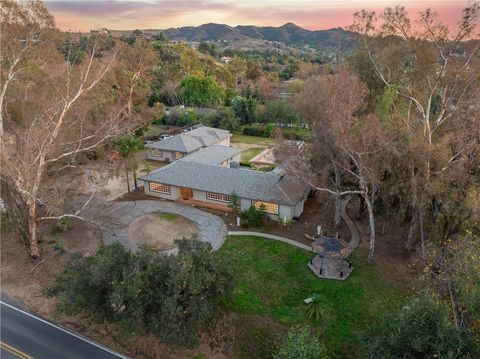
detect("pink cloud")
(45, 1), (470, 33)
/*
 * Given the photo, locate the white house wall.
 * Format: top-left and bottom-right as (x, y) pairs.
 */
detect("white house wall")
(147, 149), (176, 162)
(143, 181), (178, 200)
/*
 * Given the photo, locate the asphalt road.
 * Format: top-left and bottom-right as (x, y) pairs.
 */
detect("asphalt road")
(0, 301), (128, 359)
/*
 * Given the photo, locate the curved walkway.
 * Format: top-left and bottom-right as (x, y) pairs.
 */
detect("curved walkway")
(93, 200), (228, 251)
(229, 197), (360, 253)
(227, 231), (311, 250)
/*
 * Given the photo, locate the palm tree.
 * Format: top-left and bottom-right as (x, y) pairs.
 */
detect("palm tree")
(305, 294), (325, 321)
(117, 135), (142, 192)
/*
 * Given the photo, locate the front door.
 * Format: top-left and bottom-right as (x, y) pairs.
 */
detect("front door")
(180, 187), (193, 200)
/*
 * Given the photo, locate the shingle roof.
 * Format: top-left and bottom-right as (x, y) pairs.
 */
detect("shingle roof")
(185, 126), (231, 146)
(180, 145), (241, 165)
(140, 161), (310, 205)
(145, 126), (231, 153)
(145, 134), (203, 153)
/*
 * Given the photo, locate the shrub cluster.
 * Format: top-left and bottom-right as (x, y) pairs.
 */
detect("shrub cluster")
(240, 205), (266, 228)
(47, 239), (233, 347)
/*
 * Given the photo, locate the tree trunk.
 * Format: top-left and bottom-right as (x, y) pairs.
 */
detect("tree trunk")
(365, 196), (375, 263)
(358, 195), (365, 220)
(406, 207), (418, 251)
(27, 199), (40, 258)
(418, 205), (426, 260)
(332, 161), (342, 226)
(334, 196), (342, 227)
(125, 167), (131, 193)
(133, 168), (138, 191)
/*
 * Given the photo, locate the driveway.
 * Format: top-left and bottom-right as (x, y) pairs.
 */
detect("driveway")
(93, 200), (227, 251)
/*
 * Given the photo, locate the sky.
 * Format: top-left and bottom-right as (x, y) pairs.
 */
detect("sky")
(44, 0), (468, 32)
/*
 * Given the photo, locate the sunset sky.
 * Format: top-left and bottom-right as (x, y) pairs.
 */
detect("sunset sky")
(45, 0), (468, 32)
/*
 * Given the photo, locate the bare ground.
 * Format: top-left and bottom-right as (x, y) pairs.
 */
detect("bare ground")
(128, 212), (199, 250)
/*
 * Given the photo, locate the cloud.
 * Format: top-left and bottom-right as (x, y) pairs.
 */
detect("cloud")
(45, 0), (467, 32)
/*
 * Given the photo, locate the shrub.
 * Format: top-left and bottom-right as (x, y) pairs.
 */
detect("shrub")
(57, 218), (72, 232)
(359, 295), (479, 359)
(274, 325), (328, 359)
(240, 205), (266, 228)
(47, 239), (233, 347)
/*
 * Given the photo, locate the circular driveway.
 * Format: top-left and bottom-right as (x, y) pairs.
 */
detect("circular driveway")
(94, 200), (227, 252)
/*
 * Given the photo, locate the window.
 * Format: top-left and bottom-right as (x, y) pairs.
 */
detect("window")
(175, 151), (183, 159)
(151, 149), (162, 157)
(206, 192), (231, 203)
(150, 182), (171, 194)
(252, 200), (279, 214)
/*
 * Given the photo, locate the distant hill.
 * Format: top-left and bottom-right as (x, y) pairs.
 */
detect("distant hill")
(155, 23), (357, 51)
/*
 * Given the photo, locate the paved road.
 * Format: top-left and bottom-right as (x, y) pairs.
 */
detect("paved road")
(0, 301), (128, 359)
(95, 200), (227, 251)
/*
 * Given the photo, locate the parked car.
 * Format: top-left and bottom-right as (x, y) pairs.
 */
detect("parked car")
(143, 140), (154, 145)
(159, 134), (172, 140)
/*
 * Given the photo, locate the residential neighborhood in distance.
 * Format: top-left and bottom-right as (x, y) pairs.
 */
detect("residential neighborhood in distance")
(1, 1), (479, 359)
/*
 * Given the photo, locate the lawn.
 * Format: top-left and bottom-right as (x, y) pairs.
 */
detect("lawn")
(231, 133), (277, 146)
(241, 147), (264, 162)
(217, 235), (408, 358)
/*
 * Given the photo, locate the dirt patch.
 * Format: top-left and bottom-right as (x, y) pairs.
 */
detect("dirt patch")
(1, 218), (100, 317)
(128, 212), (199, 251)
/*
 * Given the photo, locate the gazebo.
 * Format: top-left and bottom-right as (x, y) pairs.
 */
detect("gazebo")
(308, 234), (353, 280)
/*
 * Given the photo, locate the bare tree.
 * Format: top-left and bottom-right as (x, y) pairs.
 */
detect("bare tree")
(1, 17), (154, 257)
(281, 71), (385, 262)
(350, 3), (480, 254)
(0, 0), (57, 134)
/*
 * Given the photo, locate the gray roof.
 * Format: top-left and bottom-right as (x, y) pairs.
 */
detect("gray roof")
(140, 161), (310, 205)
(145, 134), (203, 153)
(185, 126), (231, 146)
(145, 126), (231, 153)
(180, 145), (241, 165)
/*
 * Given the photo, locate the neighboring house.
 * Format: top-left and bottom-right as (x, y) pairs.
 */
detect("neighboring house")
(146, 126), (232, 162)
(140, 160), (310, 221)
(180, 145), (241, 166)
(249, 148), (276, 167)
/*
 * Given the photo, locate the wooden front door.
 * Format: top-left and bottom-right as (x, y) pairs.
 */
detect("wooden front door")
(180, 187), (193, 199)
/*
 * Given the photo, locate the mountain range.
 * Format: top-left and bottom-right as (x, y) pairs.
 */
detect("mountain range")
(144, 23), (357, 51)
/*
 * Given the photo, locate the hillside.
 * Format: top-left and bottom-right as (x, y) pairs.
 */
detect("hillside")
(149, 23), (357, 51)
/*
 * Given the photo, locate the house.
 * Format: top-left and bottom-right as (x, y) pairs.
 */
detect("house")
(180, 145), (241, 166)
(140, 160), (310, 221)
(145, 126), (232, 162)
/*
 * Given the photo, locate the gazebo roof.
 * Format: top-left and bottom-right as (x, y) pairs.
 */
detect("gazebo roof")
(312, 236), (351, 257)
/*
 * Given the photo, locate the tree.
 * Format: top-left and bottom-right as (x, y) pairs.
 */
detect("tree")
(350, 3), (480, 256)
(208, 107), (240, 132)
(180, 75), (224, 106)
(359, 295), (478, 359)
(48, 239), (234, 347)
(117, 135), (142, 192)
(0, 0), (57, 134)
(259, 100), (300, 126)
(285, 70), (385, 261)
(274, 325), (328, 359)
(232, 96), (257, 124)
(1, 6), (155, 257)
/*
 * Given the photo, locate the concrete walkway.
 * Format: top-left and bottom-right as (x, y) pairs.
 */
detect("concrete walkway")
(228, 197), (360, 253)
(341, 197), (360, 250)
(227, 231), (311, 251)
(93, 200), (227, 252)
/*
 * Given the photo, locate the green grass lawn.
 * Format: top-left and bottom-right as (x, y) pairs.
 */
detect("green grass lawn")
(217, 235), (408, 358)
(241, 147), (264, 162)
(231, 133), (277, 146)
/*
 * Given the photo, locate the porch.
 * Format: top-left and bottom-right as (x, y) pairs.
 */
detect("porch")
(176, 197), (233, 213)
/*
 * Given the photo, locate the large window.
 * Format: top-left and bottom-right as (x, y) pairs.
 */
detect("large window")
(206, 192), (231, 203)
(252, 200), (279, 214)
(151, 149), (162, 157)
(175, 151), (183, 159)
(149, 182), (171, 194)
